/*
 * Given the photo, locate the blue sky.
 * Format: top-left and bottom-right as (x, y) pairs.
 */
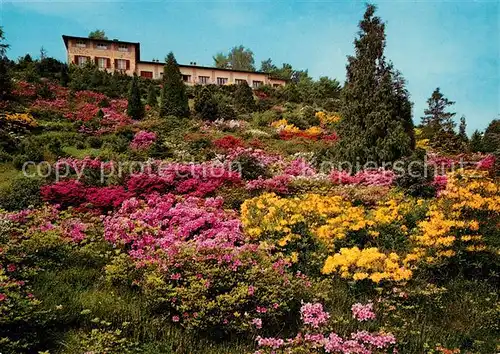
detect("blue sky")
(1, 0), (498, 133)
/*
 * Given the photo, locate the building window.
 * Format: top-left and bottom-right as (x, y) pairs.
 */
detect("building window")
(96, 57), (109, 68)
(118, 44), (129, 52)
(182, 75), (191, 83)
(140, 71), (153, 79)
(115, 59), (128, 70)
(252, 80), (263, 88)
(76, 56), (88, 66)
(235, 79), (248, 85)
(75, 40), (87, 48)
(96, 43), (108, 50)
(273, 83), (281, 88)
(198, 76), (210, 84)
(217, 77), (228, 85)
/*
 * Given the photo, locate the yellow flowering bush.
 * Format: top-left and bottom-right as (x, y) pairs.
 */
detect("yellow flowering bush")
(241, 170), (499, 283)
(315, 111), (341, 125)
(322, 247), (412, 282)
(1, 113), (38, 127)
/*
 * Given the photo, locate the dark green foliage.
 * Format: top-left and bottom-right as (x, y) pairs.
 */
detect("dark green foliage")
(469, 130), (484, 153)
(12, 154), (29, 170)
(234, 81), (255, 113)
(394, 149), (437, 198)
(458, 116), (468, 142)
(0, 57), (12, 101)
(217, 102), (236, 121)
(59, 65), (69, 87)
(194, 86), (219, 121)
(160, 52), (189, 118)
(336, 4), (415, 167)
(0, 175), (43, 210)
(146, 83), (158, 108)
(86, 136), (103, 149)
(127, 74), (144, 120)
(482, 119), (500, 153)
(421, 87), (456, 138)
(0, 149), (12, 162)
(230, 155), (270, 180)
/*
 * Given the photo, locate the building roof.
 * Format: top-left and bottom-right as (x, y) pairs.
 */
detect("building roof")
(62, 35), (141, 63)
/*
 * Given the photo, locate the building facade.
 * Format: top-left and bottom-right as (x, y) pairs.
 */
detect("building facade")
(62, 35), (286, 87)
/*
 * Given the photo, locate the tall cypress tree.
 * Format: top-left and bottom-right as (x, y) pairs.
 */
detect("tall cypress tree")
(127, 74), (144, 120)
(160, 52), (189, 117)
(337, 4), (414, 168)
(146, 82), (158, 108)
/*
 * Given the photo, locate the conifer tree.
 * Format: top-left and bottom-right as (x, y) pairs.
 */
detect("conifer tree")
(146, 83), (158, 108)
(127, 74), (144, 120)
(234, 81), (255, 113)
(421, 88), (456, 137)
(482, 119), (500, 153)
(160, 52), (189, 117)
(469, 130), (484, 153)
(336, 4), (414, 167)
(458, 116), (468, 142)
(194, 86), (219, 121)
(0, 27), (12, 101)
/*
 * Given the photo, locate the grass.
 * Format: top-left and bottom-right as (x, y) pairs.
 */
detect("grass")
(0, 162), (22, 189)
(31, 262), (254, 354)
(62, 146), (101, 159)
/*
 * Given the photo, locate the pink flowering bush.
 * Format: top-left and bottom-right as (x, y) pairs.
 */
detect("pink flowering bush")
(255, 301), (397, 354)
(246, 175), (292, 194)
(284, 158), (317, 177)
(330, 169), (395, 187)
(351, 302), (376, 321)
(476, 155), (495, 170)
(126, 162), (242, 197)
(130, 131), (157, 150)
(102, 193), (312, 334)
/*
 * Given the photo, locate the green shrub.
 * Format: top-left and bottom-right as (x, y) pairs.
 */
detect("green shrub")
(87, 136), (104, 149)
(283, 111), (308, 130)
(0, 176), (43, 211)
(230, 154), (269, 180)
(102, 135), (129, 153)
(0, 150), (13, 163)
(251, 110), (278, 127)
(12, 154), (29, 170)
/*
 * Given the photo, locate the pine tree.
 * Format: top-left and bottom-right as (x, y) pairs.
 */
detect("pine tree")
(469, 130), (484, 153)
(146, 83), (158, 108)
(336, 4), (414, 167)
(160, 52), (189, 117)
(421, 88), (456, 137)
(458, 116), (468, 142)
(234, 81), (255, 113)
(194, 86), (219, 121)
(127, 74), (144, 120)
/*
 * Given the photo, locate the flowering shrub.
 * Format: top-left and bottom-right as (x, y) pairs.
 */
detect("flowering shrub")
(254, 301), (397, 353)
(330, 169), (395, 187)
(41, 179), (133, 212)
(130, 130), (157, 150)
(213, 135), (245, 151)
(1, 113), (38, 127)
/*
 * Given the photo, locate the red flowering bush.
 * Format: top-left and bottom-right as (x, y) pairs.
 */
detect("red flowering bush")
(40, 179), (132, 213)
(213, 136), (245, 151)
